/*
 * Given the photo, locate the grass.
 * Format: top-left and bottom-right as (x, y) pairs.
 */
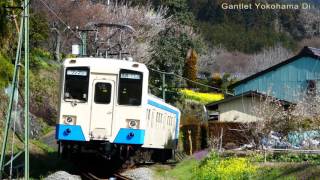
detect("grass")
(255, 162), (320, 180)
(153, 158), (198, 180)
(0, 133), (74, 179)
(180, 89), (224, 104)
(152, 152), (320, 180)
(31, 140), (55, 153)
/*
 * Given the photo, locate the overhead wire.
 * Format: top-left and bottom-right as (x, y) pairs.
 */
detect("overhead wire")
(37, 0), (80, 38)
(35, 0), (234, 96)
(148, 67), (234, 96)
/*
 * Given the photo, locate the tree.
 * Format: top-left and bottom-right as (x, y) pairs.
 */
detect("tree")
(149, 27), (198, 102)
(210, 73), (222, 88)
(30, 12), (49, 48)
(32, 1), (171, 63)
(184, 48), (198, 87)
(247, 44), (292, 75)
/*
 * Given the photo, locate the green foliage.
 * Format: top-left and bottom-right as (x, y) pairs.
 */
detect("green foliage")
(30, 12), (49, 48)
(249, 152), (320, 164)
(200, 22), (295, 54)
(31, 140), (55, 153)
(267, 153), (320, 163)
(193, 152), (257, 180)
(0, 2), (9, 40)
(30, 59), (59, 125)
(154, 0), (195, 25)
(0, 0), (21, 53)
(209, 73), (237, 92)
(30, 48), (54, 71)
(0, 53), (13, 88)
(159, 158), (199, 180)
(150, 27), (199, 102)
(187, 0), (301, 53)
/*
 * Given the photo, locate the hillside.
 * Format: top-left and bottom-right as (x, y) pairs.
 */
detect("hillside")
(0, 0), (319, 131)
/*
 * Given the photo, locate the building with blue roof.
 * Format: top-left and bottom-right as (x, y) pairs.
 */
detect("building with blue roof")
(230, 47), (320, 102)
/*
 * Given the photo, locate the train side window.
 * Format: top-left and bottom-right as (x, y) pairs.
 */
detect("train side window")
(94, 82), (112, 104)
(172, 117), (175, 126)
(146, 109), (150, 126)
(151, 111), (155, 128)
(146, 109), (149, 120)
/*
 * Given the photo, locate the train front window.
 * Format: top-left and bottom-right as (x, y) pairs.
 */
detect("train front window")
(94, 82), (111, 104)
(118, 69), (143, 106)
(64, 67), (90, 102)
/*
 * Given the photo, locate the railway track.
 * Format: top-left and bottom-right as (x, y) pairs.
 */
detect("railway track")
(67, 151), (184, 179)
(81, 171), (132, 180)
(67, 152), (133, 180)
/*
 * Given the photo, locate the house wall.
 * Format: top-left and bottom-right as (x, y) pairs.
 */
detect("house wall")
(234, 57), (320, 102)
(218, 97), (262, 123)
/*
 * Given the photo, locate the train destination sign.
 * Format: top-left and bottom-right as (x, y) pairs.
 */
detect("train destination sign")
(66, 70), (88, 76)
(120, 73), (141, 79)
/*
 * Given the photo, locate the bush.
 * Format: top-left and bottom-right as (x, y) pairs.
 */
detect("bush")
(193, 152), (257, 180)
(180, 89), (224, 104)
(267, 153), (320, 163)
(30, 48), (54, 70)
(0, 53), (13, 88)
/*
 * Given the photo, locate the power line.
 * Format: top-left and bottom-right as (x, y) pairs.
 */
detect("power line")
(148, 68), (234, 96)
(37, 0), (80, 38)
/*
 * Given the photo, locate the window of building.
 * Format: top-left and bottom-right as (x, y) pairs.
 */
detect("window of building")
(307, 80), (316, 96)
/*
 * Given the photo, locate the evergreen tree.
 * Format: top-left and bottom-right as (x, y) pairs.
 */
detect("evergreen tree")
(184, 48), (198, 88)
(150, 27), (197, 102)
(153, 0), (195, 25)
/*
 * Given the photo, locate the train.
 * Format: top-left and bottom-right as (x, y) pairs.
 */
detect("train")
(55, 57), (181, 163)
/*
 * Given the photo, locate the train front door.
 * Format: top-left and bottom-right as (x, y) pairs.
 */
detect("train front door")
(90, 79), (115, 139)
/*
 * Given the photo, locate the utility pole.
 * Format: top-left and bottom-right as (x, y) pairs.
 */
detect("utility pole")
(24, 0), (30, 178)
(162, 73), (166, 101)
(80, 31), (87, 57)
(0, 0), (30, 179)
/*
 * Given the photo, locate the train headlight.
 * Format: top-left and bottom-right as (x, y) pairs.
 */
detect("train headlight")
(129, 120), (136, 127)
(127, 119), (140, 129)
(63, 115), (77, 125)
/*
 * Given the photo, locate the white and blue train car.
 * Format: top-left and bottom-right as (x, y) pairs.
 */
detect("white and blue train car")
(56, 57), (180, 161)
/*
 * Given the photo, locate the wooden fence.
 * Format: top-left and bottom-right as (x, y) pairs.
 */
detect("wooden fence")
(179, 122), (251, 153)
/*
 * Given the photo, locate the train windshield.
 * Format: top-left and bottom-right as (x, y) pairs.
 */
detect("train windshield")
(118, 69), (143, 106)
(64, 67), (90, 102)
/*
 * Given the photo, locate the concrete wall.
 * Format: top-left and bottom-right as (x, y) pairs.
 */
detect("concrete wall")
(217, 97), (263, 123)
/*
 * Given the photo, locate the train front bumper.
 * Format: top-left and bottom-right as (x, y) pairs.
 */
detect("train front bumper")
(113, 128), (145, 145)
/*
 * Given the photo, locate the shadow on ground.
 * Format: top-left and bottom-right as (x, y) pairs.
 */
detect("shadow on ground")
(2, 151), (76, 179)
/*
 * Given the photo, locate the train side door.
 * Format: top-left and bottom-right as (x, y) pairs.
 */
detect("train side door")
(90, 79), (114, 139)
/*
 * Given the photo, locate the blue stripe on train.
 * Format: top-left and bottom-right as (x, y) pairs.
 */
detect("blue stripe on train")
(114, 128), (145, 144)
(56, 124), (86, 141)
(147, 99), (180, 139)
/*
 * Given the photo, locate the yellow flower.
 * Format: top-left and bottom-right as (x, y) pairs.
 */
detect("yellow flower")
(180, 89), (224, 104)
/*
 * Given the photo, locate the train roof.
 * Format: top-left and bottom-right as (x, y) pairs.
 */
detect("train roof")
(62, 57), (148, 73)
(147, 94), (181, 114)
